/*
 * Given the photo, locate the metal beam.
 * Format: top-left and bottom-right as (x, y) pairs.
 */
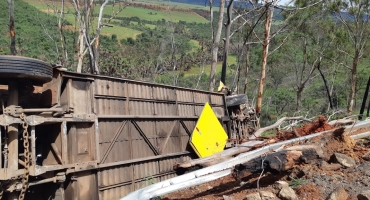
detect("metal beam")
(131, 120), (159, 156)
(7, 81), (18, 171)
(179, 121), (192, 137)
(158, 121), (177, 154)
(100, 120), (128, 164)
(98, 115), (199, 120)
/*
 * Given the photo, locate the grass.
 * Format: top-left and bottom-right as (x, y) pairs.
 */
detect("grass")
(130, 21), (157, 29)
(260, 129), (277, 138)
(24, 0), (205, 40)
(25, 1), (143, 41)
(137, 0), (211, 10)
(96, 5), (208, 23)
(183, 55), (237, 77)
(289, 178), (306, 188)
(189, 39), (200, 52)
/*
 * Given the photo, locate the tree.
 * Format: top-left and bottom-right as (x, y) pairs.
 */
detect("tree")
(327, 0), (370, 114)
(71, 0), (127, 74)
(209, 0), (226, 91)
(255, 0), (277, 116)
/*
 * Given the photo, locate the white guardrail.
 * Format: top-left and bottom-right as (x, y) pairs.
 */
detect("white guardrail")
(122, 120), (370, 200)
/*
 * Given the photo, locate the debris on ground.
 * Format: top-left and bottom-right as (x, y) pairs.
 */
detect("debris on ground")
(164, 117), (370, 200)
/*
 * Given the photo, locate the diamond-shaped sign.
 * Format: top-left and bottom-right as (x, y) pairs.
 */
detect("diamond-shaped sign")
(190, 102), (228, 158)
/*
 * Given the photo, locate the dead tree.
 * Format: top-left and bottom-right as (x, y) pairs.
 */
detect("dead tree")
(209, 0), (226, 91)
(220, 0), (234, 84)
(72, 0), (127, 74)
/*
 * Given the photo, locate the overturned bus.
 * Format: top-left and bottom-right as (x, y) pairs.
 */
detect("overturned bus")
(0, 56), (256, 200)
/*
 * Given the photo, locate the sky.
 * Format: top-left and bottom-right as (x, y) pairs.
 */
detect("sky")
(277, 0), (294, 5)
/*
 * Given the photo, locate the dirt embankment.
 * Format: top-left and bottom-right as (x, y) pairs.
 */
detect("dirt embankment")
(165, 117), (370, 200)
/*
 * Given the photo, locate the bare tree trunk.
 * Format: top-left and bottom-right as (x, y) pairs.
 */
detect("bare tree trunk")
(317, 60), (333, 110)
(209, 0), (214, 42)
(93, 0), (109, 75)
(243, 44), (250, 94)
(221, 0), (234, 84)
(77, 32), (84, 73)
(347, 50), (359, 114)
(58, 0), (67, 65)
(209, 0), (225, 92)
(256, 1), (273, 115)
(296, 86), (303, 111)
(84, 0), (95, 74)
(8, 0), (16, 55)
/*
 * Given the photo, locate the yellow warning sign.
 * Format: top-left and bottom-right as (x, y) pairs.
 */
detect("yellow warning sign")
(190, 102), (228, 158)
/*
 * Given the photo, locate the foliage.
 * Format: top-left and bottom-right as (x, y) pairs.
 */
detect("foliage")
(1, 0), (82, 67)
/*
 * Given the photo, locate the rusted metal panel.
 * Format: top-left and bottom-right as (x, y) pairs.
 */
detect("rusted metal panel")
(176, 89), (194, 103)
(128, 83), (152, 99)
(178, 104), (195, 116)
(193, 92), (210, 104)
(210, 94), (225, 105)
(129, 101), (154, 115)
(153, 86), (176, 101)
(40, 70), (62, 107)
(95, 98), (127, 115)
(68, 123), (95, 163)
(70, 79), (93, 114)
(98, 119), (131, 164)
(154, 103), (177, 116)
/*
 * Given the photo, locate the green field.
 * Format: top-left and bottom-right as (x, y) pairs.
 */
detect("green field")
(183, 55), (237, 77)
(189, 39), (200, 52)
(24, 0), (208, 24)
(130, 21), (157, 29)
(136, 0), (210, 10)
(62, 14), (142, 40)
(24, 0), (207, 40)
(97, 5), (208, 23)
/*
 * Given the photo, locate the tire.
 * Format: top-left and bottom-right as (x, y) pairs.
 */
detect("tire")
(0, 55), (53, 84)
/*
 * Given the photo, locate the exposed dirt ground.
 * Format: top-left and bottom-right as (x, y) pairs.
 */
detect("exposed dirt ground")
(164, 117), (370, 200)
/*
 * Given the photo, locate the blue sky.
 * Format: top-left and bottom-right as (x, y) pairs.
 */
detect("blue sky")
(277, 0), (294, 5)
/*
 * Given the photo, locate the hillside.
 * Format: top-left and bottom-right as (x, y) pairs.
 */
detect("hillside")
(0, 0), (71, 61)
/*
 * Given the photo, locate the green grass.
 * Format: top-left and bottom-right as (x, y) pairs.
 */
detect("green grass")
(136, 0), (211, 10)
(130, 21), (157, 29)
(28, 6), (142, 41)
(189, 39), (200, 52)
(96, 5), (208, 23)
(260, 129), (277, 138)
(183, 55), (237, 77)
(24, 0), (207, 22)
(24, 0), (205, 40)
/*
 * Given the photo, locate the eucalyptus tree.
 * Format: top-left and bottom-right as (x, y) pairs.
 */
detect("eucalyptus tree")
(71, 0), (127, 74)
(327, 0), (370, 114)
(281, 0), (337, 111)
(209, 0), (226, 91)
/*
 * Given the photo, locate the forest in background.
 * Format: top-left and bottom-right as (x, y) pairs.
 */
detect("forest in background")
(1, 0), (370, 125)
